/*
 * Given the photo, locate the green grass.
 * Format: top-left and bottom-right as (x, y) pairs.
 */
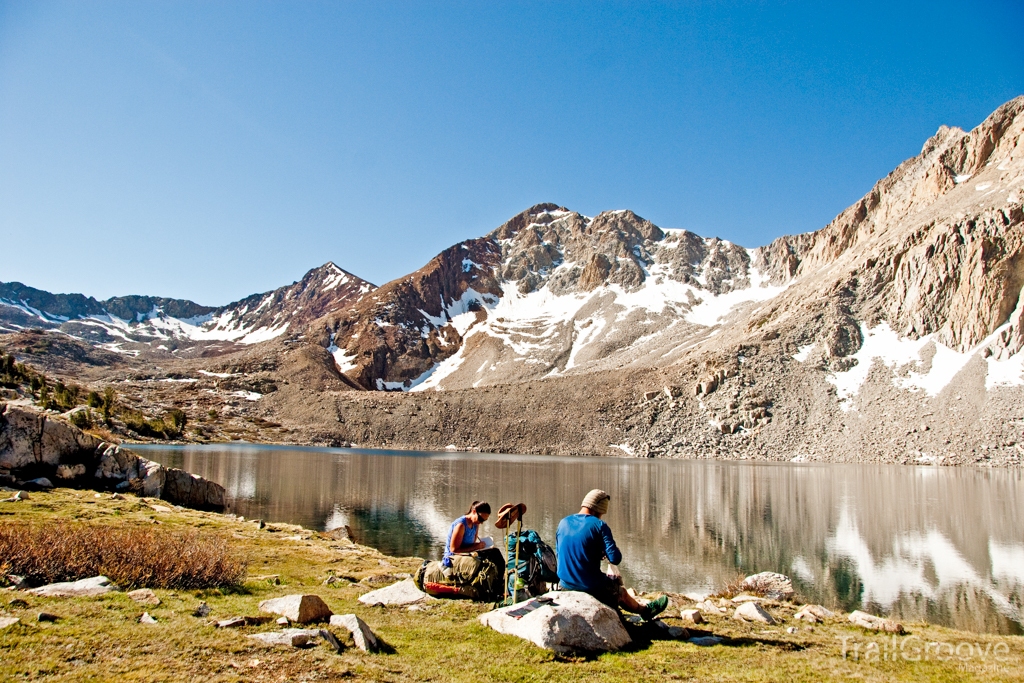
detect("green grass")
(1, 490), (1022, 682)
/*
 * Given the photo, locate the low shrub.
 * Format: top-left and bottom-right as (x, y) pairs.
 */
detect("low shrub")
(709, 574), (749, 599)
(0, 522), (247, 589)
(68, 408), (93, 429)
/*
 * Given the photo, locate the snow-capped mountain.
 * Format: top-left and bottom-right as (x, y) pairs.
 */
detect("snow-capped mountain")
(321, 94), (1024, 417)
(323, 205), (788, 390)
(0, 262), (373, 355)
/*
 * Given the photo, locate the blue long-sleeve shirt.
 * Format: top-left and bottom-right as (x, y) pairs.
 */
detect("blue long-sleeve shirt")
(556, 513), (622, 592)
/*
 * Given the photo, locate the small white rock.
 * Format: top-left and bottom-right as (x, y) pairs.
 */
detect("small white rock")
(794, 604), (834, 623)
(679, 608), (705, 624)
(30, 576), (117, 598)
(358, 579), (427, 606)
(139, 612), (158, 624)
(695, 600), (724, 615)
(248, 629), (319, 648)
(330, 613), (380, 652)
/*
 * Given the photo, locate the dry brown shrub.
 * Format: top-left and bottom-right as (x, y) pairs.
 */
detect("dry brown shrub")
(0, 522), (247, 589)
(709, 574), (750, 600)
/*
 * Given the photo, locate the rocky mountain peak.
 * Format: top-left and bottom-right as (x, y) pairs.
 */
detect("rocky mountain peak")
(749, 95), (1024, 354)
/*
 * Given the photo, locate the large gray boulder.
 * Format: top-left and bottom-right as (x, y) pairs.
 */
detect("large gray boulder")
(29, 575), (118, 597)
(139, 459), (165, 497)
(358, 579), (427, 606)
(258, 594), (333, 624)
(94, 444), (140, 481)
(162, 468), (225, 510)
(1, 404), (100, 469)
(478, 591), (631, 653)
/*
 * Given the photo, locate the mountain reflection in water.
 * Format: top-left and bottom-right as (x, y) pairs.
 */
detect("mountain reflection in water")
(136, 444), (1024, 635)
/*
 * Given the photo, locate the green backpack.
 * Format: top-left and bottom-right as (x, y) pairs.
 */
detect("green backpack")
(505, 529), (558, 600)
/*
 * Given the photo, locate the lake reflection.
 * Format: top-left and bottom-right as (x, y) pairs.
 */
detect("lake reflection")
(135, 444), (1024, 635)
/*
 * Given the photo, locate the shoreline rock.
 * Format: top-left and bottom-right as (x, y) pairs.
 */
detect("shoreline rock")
(849, 610), (904, 634)
(0, 404), (225, 511)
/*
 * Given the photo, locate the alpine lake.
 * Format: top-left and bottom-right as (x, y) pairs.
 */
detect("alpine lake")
(134, 444), (1024, 635)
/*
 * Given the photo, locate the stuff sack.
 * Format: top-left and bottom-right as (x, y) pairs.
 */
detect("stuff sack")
(505, 529), (558, 599)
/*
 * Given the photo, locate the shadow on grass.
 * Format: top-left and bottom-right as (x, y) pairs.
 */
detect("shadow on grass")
(553, 623), (807, 662)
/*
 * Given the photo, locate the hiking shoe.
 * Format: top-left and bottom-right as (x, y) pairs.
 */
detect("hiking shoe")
(641, 595), (669, 621)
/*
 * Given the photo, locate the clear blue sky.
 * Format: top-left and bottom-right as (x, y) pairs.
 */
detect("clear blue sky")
(1, 1), (1021, 305)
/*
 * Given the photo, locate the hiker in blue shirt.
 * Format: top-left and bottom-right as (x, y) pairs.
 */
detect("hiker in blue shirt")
(556, 489), (668, 621)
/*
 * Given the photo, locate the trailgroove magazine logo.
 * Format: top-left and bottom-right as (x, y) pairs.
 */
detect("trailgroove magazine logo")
(838, 635), (1011, 662)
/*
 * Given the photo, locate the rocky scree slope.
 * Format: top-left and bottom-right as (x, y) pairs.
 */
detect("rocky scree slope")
(0, 263), (373, 357)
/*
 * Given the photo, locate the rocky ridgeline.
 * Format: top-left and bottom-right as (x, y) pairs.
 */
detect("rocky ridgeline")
(752, 96), (1024, 356)
(0, 403), (224, 510)
(0, 262), (373, 355)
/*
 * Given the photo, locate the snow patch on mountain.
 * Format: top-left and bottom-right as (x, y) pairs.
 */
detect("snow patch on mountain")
(328, 336), (359, 374)
(987, 354), (1024, 389)
(793, 344), (815, 363)
(827, 321), (1024, 410)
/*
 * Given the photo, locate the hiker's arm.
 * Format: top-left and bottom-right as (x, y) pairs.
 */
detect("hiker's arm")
(450, 523), (484, 553)
(449, 523), (465, 554)
(601, 524), (623, 565)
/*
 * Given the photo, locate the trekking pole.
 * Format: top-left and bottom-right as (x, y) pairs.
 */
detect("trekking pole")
(512, 517), (523, 603)
(502, 526), (510, 603)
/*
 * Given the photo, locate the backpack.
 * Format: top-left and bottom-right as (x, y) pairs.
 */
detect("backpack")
(414, 547), (504, 601)
(505, 529), (558, 600)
